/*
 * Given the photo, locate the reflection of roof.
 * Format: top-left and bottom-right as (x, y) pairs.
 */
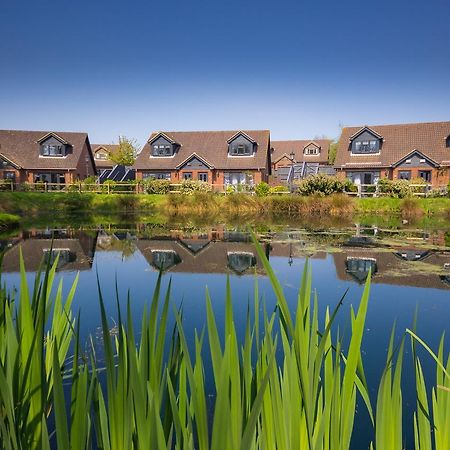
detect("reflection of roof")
(135, 239), (266, 275)
(346, 256), (378, 283)
(227, 251), (256, 274)
(2, 234), (97, 272)
(135, 238), (330, 275)
(178, 238), (211, 255)
(393, 249), (430, 261)
(149, 249), (181, 271)
(333, 248), (450, 290)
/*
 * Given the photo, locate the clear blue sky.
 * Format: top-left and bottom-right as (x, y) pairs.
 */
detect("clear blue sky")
(1, 0), (449, 145)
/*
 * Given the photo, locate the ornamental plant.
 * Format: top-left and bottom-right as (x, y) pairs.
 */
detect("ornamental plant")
(377, 178), (412, 198)
(295, 174), (354, 196)
(255, 181), (270, 197)
(141, 178), (171, 194)
(179, 180), (212, 194)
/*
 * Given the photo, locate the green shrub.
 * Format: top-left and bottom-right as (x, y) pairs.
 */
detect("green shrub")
(179, 180), (212, 195)
(141, 178), (171, 194)
(255, 182), (270, 197)
(268, 185), (289, 194)
(377, 178), (412, 198)
(83, 175), (97, 184)
(0, 180), (13, 192)
(295, 175), (353, 196)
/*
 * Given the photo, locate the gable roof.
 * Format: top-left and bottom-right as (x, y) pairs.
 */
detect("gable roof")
(175, 152), (214, 169)
(148, 132), (178, 145)
(37, 132), (70, 145)
(335, 121), (450, 169)
(392, 149), (440, 168)
(348, 126), (384, 140)
(271, 139), (332, 165)
(0, 130), (93, 170)
(134, 130), (270, 171)
(226, 130), (257, 144)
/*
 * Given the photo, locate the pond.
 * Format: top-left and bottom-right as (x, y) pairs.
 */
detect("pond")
(1, 218), (449, 448)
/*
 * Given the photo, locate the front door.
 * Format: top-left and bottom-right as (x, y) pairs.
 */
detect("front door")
(419, 170), (432, 183)
(363, 173), (373, 185)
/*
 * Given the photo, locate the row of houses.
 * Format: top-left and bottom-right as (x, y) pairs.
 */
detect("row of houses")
(1, 120), (450, 187)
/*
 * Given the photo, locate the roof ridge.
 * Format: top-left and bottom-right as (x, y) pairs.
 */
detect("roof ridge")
(0, 129), (88, 135)
(342, 120), (450, 129)
(152, 129), (270, 134)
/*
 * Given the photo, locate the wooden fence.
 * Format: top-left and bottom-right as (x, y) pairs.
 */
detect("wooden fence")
(345, 183), (443, 198)
(0, 182), (242, 194)
(0, 181), (446, 198)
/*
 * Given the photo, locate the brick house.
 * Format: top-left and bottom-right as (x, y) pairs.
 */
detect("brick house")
(271, 139), (332, 170)
(0, 130), (96, 184)
(91, 144), (118, 174)
(334, 121), (450, 186)
(134, 130), (271, 187)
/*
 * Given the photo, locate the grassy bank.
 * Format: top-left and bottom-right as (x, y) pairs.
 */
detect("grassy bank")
(0, 192), (449, 222)
(0, 213), (20, 230)
(0, 237), (448, 449)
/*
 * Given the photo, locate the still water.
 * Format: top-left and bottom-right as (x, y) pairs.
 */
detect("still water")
(1, 220), (449, 448)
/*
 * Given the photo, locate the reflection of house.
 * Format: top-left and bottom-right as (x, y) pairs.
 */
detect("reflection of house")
(2, 230), (98, 272)
(135, 235), (330, 275)
(134, 130), (271, 186)
(0, 130), (95, 184)
(333, 248), (450, 289)
(334, 121), (450, 186)
(150, 249), (182, 271)
(393, 249), (430, 261)
(135, 239), (266, 276)
(346, 257), (377, 283)
(227, 252), (256, 274)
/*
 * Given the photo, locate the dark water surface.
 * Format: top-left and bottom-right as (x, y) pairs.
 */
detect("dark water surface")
(1, 219), (449, 448)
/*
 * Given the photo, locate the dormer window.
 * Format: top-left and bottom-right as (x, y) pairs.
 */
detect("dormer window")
(227, 131), (256, 157)
(42, 144), (64, 156)
(152, 144), (173, 156)
(304, 144), (320, 155)
(230, 143), (252, 155)
(95, 152), (108, 160)
(353, 139), (378, 154)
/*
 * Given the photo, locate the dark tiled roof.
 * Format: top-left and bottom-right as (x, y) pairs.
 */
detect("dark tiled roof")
(134, 130), (270, 170)
(92, 144), (118, 168)
(0, 130), (92, 170)
(271, 139), (332, 164)
(333, 248), (450, 290)
(335, 121), (450, 169)
(2, 238), (94, 273)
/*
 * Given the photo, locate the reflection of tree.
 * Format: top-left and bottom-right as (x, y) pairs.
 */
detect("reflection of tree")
(119, 237), (137, 260)
(97, 232), (137, 260)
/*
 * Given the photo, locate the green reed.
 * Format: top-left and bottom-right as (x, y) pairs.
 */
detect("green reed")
(0, 237), (449, 450)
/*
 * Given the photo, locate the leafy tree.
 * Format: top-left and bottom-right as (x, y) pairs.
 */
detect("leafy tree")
(328, 142), (338, 164)
(109, 136), (140, 166)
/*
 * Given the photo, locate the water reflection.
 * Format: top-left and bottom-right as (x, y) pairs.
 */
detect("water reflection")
(1, 229), (97, 272)
(1, 223), (449, 290)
